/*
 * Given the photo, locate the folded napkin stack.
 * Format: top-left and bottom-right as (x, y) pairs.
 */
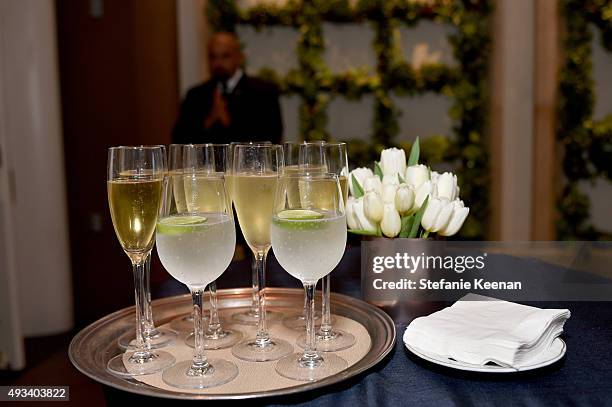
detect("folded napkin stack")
(403, 294), (571, 368)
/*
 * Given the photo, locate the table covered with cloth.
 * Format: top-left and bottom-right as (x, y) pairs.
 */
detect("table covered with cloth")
(103, 244), (612, 406)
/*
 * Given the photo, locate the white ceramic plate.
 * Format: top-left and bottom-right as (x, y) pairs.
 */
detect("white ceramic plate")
(405, 338), (567, 373)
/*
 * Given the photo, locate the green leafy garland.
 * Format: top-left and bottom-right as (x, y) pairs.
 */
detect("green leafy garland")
(207, 0), (491, 238)
(558, 0), (612, 240)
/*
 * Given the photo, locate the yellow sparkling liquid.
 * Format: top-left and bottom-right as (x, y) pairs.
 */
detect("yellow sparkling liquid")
(170, 171), (188, 213)
(339, 175), (348, 205)
(231, 173), (277, 252)
(298, 177), (344, 211)
(283, 173), (347, 211)
(283, 166), (304, 208)
(107, 178), (162, 256)
(183, 173), (228, 213)
(283, 164), (328, 208)
(225, 173), (234, 204)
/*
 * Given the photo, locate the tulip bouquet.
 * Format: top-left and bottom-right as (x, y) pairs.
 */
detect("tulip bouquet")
(346, 138), (469, 238)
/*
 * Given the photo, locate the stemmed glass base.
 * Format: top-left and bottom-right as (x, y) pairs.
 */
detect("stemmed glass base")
(170, 312), (210, 332)
(107, 350), (175, 377)
(170, 314), (196, 332)
(162, 359), (238, 389)
(232, 308), (283, 326)
(232, 337), (293, 362)
(282, 310), (323, 330)
(275, 352), (348, 382)
(297, 329), (355, 352)
(171, 313), (227, 333)
(185, 328), (242, 350)
(118, 327), (177, 350)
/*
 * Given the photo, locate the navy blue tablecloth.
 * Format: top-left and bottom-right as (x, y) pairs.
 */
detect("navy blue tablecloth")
(114, 245), (612, 406)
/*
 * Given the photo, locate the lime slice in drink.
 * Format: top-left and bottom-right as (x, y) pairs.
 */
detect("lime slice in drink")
(157, 215), (208, 235)
(277, 209), (324, 220)
(274, 209), (326, 230)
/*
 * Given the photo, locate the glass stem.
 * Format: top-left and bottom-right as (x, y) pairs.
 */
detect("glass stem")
(143, 254), (156, 335)
(255, 250), (270, 346)
(207, 281), (221, 335)
(132, 259), (152, 358)
(320, 274), (333, 334)
(190, 288), (211, 373)
(302, 282), (319, 363)
(301, 294), (308, 318)
(250, 255), (260, 315)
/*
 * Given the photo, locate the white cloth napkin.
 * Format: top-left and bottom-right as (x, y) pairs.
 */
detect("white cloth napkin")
(403, 294), (571, 368)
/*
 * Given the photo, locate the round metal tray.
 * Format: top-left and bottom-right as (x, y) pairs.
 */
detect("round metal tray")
(69, 287), (396, 400)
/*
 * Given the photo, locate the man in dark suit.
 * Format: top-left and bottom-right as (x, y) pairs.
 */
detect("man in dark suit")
(172, 32), (283, 144)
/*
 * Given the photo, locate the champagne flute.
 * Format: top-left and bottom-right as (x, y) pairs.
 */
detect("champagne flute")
(282, 141), (322, 330)
(156, 144), (238, 388)
(229, 141), (283, 325)
(182, 144), (242, 349)
(271, 172), (348, 381)
(106, 145), (175, 377)
(297, 142), (355, 351)
(231, 144), (293, 361)
(118, 144), (178, 349)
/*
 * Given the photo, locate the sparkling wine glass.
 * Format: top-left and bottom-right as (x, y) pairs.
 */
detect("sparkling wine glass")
(117, 145), (178, 349)
(182, 144), (242, 350)
(156, 144), (238, 389)
(230, 144), (293, 361)
(297, 141), (355, 351)
(271, 172), (348, 381)
(229, 141), (283, 325)
(106, 145), (175, 377)
(117, 144), (177, 349)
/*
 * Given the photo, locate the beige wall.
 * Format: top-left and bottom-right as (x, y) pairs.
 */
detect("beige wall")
(0, 0), (73, 341)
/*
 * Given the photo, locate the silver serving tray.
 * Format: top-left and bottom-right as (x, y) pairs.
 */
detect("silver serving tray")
(69, 287), (396, 400)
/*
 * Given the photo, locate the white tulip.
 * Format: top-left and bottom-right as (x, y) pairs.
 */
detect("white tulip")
(380, 147), (407, 177)
(395, 184), (415, 215)
(405, 164), (430, 189)
(353, 197), (378, 233)
(363, 176), (383, 195)
(345, 196), (360, 230)
(421, 198), (453, 233)
(349, 167), (374, 196)
(439, 200), (470, 236)
(435, 172), (459, 201)
(382, 173), (400, 186)
(380, 204), (401, 238)
(452, 199), (465, 210)
(430, 170), (440, 184)
(382, 183), (398, 204)
(433, 201), (454, 232)
(421, 198), (441, 232)
(414, 180), (432, 210)
(363, 191), (384, 222)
